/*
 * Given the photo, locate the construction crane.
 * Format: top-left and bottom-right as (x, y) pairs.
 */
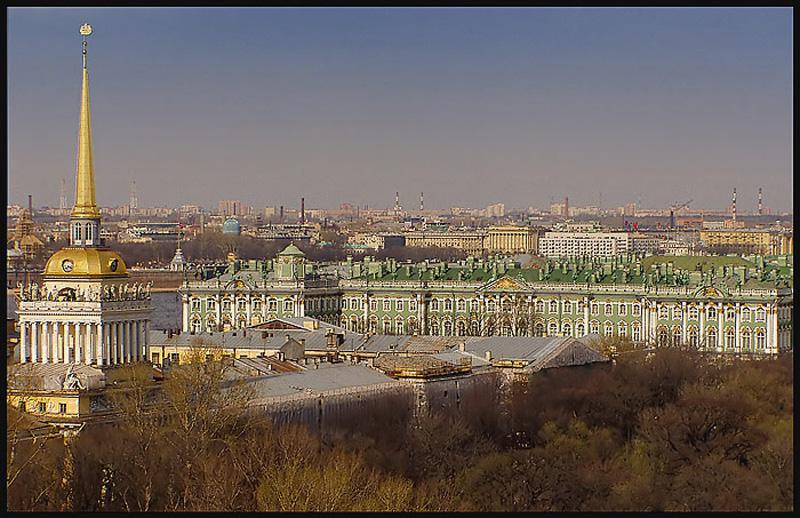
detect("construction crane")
(669, 199), (692, 229)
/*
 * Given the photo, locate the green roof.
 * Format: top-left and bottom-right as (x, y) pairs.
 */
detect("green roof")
(641, 255), (754, 272)
(278, 243), (305, 257)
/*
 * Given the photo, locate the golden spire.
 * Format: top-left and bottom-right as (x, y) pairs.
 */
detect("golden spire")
(72, 23), (100, 219)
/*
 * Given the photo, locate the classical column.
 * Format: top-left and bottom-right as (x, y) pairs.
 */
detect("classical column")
(94, 322), (106, 367)
(246, 299), (252, 324)
(19, 321), (27, 363)
(681, 301), (687, 346)
(182, 295), (189, 332)
(717, 303), (723, 351)
(74, 323), (82, 364)
(133, 321), (140, 361)
(143, 320), (150, 361)
(116, 322), (123, 364)
(64, 322), (72, 363)
(31, 322), (39, 363)
(583, 296), (590, 334)
(735, 302), (741, 352)
(42, 322), (50, 363)
(699, 305), (705, 351)
(121, 321), (128, 363)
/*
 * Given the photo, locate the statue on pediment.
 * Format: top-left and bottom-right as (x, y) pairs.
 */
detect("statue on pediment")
(63, 364), (85, 391)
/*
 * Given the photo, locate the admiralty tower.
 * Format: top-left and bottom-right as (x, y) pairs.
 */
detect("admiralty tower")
(15, 24), (153, 368)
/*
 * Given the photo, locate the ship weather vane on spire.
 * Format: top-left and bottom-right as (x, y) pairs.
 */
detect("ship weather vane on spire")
(80, 23), (92, 68)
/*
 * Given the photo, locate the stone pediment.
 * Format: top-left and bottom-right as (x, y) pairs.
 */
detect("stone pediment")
(481, 275), (530, 292)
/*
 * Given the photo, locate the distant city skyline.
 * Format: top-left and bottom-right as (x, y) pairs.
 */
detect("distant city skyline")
(8, 8), (793, 212)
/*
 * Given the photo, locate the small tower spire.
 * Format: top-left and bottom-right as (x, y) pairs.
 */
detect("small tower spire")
(70, 23), (102, 247)
(72, 23), (99, 220)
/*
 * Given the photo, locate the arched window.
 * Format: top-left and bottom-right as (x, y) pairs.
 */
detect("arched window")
(237, 298), (247, 312)
(548, 321), (558, 336)
(658, 306), (669, 320)
(206, 318), (216, 333)
(284, 300), (294, 313)
(470, 320), (480, 336)
(706, 327), (717, 348)
(444, 299), (453, 312)
(549, 301), (558, 313)
(535, 300), (545, 313)
(755, 308), (766, 322)
(443, 320), (453, 336)
(741, 307), (751, 322)
(725, 327), (736, 350)
(268, 299), (278, 312)
(191, 298), (201, 312)
(687, 326), (699, 347)
(671, 306), (681, 320)
(487, 300), (496, 313)
(755, 328), (766, 349)
(741, 328), (752, 351)
(563, 301), (572, 314)
(456, 320), (466, 336)
(671, 327), (681, 346)
(618, 322), (627, 337)
(605, 303), (614, 316)
(590, 320), (600, 334)
(190, 319), (202, 334)
(632, 323), (641, 342)
(341, 299), (349, 311)
(470, 300), (479, 313)
(222, 299), (232, 312)
(688, 306), (699, 320)
(395, 319), (404, 335)
(562, 322), (572, 337)
(85, 223), (93, 241)
(725, 308), (735, 321)
(632, 304), (641, 317)
(368, 316), (378, 334)
(431, 299), (440, 312)
(430, 321), (440, 336)
(456, 299), (466, 312)
(383, 318), (392, 335)
(207, 299), (216, 312)
(657, 326), (669, 347)
(534, 322), (545, 337)
(604, 321), (614, 336)
(707, 306), (717, 320)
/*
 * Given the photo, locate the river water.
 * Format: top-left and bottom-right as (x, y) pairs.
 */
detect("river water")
(6, 291), (181, 331)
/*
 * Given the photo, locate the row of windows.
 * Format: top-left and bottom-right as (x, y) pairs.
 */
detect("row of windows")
(191, 297), (300, 313)
(18, 401), (68, 414)
(72, 222), (95, 243)
(657, 305), (766, 322)
(656, 326), (767, 349)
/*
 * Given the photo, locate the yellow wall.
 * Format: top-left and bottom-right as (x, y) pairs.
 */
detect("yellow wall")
(9, 392), (83, 417)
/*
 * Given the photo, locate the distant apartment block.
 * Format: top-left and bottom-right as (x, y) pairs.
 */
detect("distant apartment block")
(538, 231), (633, 257)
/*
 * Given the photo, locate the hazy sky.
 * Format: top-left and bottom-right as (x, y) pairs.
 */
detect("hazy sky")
(7, 7), (793, 212)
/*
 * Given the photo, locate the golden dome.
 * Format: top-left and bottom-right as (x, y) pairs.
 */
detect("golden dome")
(43, 247), (128, 278)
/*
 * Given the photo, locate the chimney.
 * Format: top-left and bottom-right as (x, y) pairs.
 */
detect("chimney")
(732, 188), (737, 222)
(758, 187), (763, 216)
(279, 205), (284, 222)
(300, 197), (305, 224)
(28, 194), (33, 215)
(484, 350), (492, 361)
(420, 191), (424, 211)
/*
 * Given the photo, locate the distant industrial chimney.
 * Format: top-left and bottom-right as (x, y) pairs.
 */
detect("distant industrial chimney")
(59, 179), (67, 210)
(394, 191), (401, 215)
(420, 191), (424, 211)
(279, 205), (284, 222)
(758, 187), (763, 216)
(28, 194), (33, 214)
(130, 180), (138, 212)
(732, 188), (737, 222)
(300, 197), (305, 224)
(564, 196), (569, 218)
